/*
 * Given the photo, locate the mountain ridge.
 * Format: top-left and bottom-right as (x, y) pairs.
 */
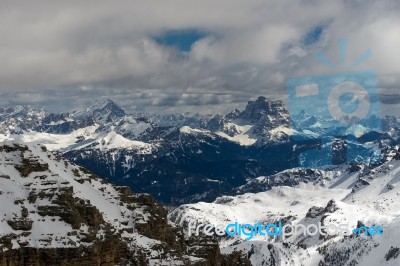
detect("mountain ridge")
(0, 142), (250, 265)
(0, 97), (399, 204)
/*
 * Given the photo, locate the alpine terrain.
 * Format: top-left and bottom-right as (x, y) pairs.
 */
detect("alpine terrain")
(0, 97), (399, 265)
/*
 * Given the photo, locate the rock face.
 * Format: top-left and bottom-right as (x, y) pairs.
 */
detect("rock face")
(0, 143), (251, 265)
(73, 99), (126, 124)
(0, 238), (127, 266)
(238, 96), (288, 125)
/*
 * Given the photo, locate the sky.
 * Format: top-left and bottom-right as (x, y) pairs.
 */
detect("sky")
(0, 0), (399, 115)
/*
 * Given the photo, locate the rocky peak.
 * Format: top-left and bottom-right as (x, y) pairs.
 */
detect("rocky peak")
(225, 109), (241, 120)
(0, 105), (47, 121)
(206, 114), (225, 131)
(239, 96), (287, 124)
(74, 99), (126, 124)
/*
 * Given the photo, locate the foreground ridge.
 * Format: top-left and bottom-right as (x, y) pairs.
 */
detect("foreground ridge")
(0, 143), (250, 265)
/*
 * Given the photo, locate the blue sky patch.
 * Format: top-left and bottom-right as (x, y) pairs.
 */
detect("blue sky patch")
(303, 25), (325, 46)
(153, 29), (207, 52)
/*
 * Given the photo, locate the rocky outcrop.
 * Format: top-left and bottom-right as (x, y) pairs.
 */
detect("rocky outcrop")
(0, 235), (127, 266)
(0, 144), (251, 266)
(238, 96), (287, 124)
(385, 247), (400, 261)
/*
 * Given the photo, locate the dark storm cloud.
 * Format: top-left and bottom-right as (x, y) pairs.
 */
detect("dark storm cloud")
(0, 0), (399, 114)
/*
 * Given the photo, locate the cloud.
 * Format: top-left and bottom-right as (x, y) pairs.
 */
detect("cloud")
(0, 0), (398, 114)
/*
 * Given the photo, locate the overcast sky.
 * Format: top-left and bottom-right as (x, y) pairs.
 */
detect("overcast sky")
(0, 0), (399, 115)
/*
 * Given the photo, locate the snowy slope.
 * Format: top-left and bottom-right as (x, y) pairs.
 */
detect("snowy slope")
(215, 124), (257, 146)
(169, 147), (400, 266)
(0, 143), (155, 250)
(0, 142), (235, 265)
(0, 125), (153, 153)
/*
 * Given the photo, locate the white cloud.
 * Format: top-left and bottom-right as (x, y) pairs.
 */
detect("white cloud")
(0, 0), (398, 114)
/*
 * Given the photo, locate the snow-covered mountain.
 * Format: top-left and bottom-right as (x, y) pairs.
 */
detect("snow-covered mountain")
(169, 145), (400, 265)
(0, 97), (399, 204)
(72, 99), (126, 124)
(0, 142), (250, 265)
(1, 97), (400, 265)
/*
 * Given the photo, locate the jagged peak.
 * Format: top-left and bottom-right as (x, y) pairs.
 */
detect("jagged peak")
(238, 96), (287, 123)
(73, 99), (125, 124)
(247, 96), (283, 104)
(86, 99), (124, 114)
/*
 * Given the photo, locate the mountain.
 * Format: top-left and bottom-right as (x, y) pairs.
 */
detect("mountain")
(0, 99), (126, 135)
(73, 99), (126, 124)
(0, 106), (47, 134)
(0, 142), (250, 265)
(0, 97), (398, 204)
(1, 97), (400, 265)
(204, 96), (291, 145)
(169, 145), (400, 265)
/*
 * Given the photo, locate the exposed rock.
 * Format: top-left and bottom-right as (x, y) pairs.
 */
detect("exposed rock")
(306, 206), (325, 218)
(221, 251), (252, 266)
(385, 246), (400, 261)
(0, 235), (127, 266)
(14, 158), (49, 177)
(6, 219), (33, 231)
(324, 200), (339, 213)
(0, 144), (250, 265)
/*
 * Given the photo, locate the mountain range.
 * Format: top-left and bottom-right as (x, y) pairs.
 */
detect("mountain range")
(0, 97), (398, 204)
(1, 97), (400, 265)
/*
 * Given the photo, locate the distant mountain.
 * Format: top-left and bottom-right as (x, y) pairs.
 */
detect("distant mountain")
(0, 97), (399, 204)
(205, 96), (291, 145)
(73, 99), (126, 124)
(1, 97), (400, 265)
